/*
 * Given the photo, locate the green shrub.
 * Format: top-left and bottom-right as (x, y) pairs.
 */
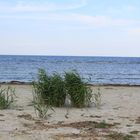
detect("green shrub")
(32, 89), (53, 118)
(49, 73), (66, 106)
(64, 71), (92, 108)
(33, 69), (66, 107)
(0, 86), (15, 109)
(33, 69), (50, 102)
(33, 69), (93, 111)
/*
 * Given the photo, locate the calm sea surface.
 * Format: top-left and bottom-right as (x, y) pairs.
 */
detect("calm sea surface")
(0, 55), (140, 85)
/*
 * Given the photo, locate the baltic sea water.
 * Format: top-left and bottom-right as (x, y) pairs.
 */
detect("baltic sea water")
(0, 55), (140, 85)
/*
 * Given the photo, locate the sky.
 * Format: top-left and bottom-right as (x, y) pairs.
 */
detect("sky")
(0, 0), (140, 57)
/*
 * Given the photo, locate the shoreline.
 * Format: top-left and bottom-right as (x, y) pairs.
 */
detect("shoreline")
(1, 80), (140, 87)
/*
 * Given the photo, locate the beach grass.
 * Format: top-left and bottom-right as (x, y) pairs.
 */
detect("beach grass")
(107, 132), (134, 140)
(0, 86), (15, 109)
(33, 69), (66, 107)
(32, 69), (93, 110)
(65, 71), (92, 107)
(94, 120), (110, 128)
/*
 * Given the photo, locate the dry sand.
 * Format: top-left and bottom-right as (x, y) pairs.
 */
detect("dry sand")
(0, 84), (140, 140)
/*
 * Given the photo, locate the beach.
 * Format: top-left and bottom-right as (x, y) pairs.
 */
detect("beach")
(0, 84), (139, 140)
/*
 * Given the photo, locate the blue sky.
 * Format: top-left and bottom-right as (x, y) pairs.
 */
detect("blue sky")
(0, 0), (140, 56)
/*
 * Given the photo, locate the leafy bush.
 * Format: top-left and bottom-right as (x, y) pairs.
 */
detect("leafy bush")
(64, 71), (92, 108)
(0, 86), (15, 109)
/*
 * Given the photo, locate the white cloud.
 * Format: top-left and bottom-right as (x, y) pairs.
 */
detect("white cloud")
(76, 14), (140, 27)
(0, 0), (87, 13)
(0, 13), (139, 29)
(107, 5), (137, 15)
(0, 0), (139, 29)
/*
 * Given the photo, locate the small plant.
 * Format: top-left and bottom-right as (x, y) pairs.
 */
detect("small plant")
(0, 86), (16, 109)
(32, 90), (53, 118)
(107, 132), (134, 140)
(130, 130), (139, 135)
(123, 135), (134, 140)
(64, 71), (92, 108)
(94, 120), (111, 128)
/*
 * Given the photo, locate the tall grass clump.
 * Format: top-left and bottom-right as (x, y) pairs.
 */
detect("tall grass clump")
(32, 69), (53, 118)
(65, 71), (92, 108)
(33, 69), (93, 114)
(0, 86), (15, 109)
(49, 73), (66, 106)
(32, 88), (53, 118)
(33, 69), (66, 107)
(33, 69), (50, 103)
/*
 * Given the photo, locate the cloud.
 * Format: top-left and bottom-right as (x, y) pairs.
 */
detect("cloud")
(76, 14), (140, 27)
(0, 0), (139, 29)
(0, 0), (87, 13)
(0, 13), (139, 29)
(107, 5), (137, 15)
(128, 28), (140, 35)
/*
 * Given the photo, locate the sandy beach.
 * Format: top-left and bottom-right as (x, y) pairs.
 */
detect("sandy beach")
(0, 84), (140, 140)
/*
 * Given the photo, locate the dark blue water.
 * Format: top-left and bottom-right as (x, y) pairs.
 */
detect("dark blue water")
(0, 55), (140, 85)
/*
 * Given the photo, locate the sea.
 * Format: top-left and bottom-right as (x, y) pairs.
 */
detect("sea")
(0, 55), (140, 85)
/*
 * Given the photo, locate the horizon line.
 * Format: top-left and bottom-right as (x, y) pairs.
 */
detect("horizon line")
(0, 54), (140, 58)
